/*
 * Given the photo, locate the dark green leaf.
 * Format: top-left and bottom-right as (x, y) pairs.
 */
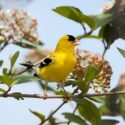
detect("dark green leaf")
(120, 96), (125, 120)
(99, 26), (105, 38)
(117, 47), (125, 58)
(0, 60), (3, 67)
(0, 88), (6, 92)
(53, 6), (96, 29)
(0, 75), (13, 85)
(84, 65), (98, 83)
(75, 98), (100, 124)
(2, 68), (8, 76)
(10, 51), (19, 69)
(97, 119), (119, 125)
(30, 109), (45, 122)
(38, 40), (44, 46)
(13, 75), (39, 84)
(103, 23), (119, 45)
(63, 113), (88, 125)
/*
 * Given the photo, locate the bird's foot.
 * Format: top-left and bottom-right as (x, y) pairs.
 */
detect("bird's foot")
(43, 92), (48, 99)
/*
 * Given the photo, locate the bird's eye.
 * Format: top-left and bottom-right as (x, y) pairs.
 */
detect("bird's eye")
(67, 35), (76, 42)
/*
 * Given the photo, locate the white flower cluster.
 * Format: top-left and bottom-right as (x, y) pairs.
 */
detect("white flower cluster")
(71, 49), (112, 93)
(0, 9), (38, 43)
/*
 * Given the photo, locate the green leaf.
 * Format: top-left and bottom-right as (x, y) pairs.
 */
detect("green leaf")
(0, 75), (13, 85)
(76, 81), (89, 93)
(55, 90), (65, 95)
(30, 109), (45, 122)
(84, 65), (99, 83)
(63, 113), (88, 125)
(97, 119), (119, 125)
(0, 88), (6, 92)
(38, 40), (44, 46)
(2, 68), (8, 76)
(16, 42), (37, 49)
(88, 97), (104, 103)
(98, 26), (105, 38)
(13, 75), (39, 84)
(53, 6), (96, 29)
(10, 51), (19, 69)
(0, 60), (3, 67)
(75, 98), (101, 124)
(99, 105), (114, 116)
(55, 90), (71, 95)
(91, 13), (113, 28)
(103, 23), (119, 45)
(117, 47), (125, 58)
(120, 96), (125, 120)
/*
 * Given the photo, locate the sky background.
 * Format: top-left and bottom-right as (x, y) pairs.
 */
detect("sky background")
(0, 0), (125, 125)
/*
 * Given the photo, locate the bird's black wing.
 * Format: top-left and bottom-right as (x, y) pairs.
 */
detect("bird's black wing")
(33, 57), (54, 77)
(39, 57), (53, 68)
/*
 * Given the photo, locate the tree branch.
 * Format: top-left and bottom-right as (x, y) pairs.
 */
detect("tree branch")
(76, 30), (93, 40)
(0, 91), (125, 99)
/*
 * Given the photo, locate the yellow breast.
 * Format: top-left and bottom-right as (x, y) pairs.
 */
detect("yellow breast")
(36, 52), (76, 82)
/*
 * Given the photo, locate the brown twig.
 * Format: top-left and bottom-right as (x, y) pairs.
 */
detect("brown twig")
(0, 91), (125, 99)
(76, 30), (93, 40)
(2, 85), (12, 97)
(13, 67), (32, 76)
(0, 41), (8, 52)
(40, 102), (65, 125)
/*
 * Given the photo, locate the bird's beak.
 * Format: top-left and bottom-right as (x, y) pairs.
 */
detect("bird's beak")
(74, 39), (80, 46)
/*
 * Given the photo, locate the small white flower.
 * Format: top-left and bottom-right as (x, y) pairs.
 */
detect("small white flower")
(0, 9), (39, 43)
(80, 60), (89, 68)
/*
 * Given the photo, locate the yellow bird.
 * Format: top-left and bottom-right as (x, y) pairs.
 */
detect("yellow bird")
(21, 35), (79, 96)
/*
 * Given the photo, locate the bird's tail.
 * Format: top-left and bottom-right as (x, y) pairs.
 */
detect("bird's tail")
(20, 61), (35, 68)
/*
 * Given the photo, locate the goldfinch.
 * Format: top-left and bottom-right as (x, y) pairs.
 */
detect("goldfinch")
(21, 35), (79, 96)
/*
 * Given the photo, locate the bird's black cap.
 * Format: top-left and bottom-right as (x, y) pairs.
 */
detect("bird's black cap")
(67, 35), (76, 41)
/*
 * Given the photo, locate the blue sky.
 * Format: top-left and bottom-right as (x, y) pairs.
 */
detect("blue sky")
(0, 0), (125, 125)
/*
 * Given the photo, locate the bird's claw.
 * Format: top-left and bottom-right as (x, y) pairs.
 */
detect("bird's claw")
(43, 93), (48, 99)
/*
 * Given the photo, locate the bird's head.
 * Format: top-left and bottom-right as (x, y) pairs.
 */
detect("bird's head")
(55, 35), (79, 53)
